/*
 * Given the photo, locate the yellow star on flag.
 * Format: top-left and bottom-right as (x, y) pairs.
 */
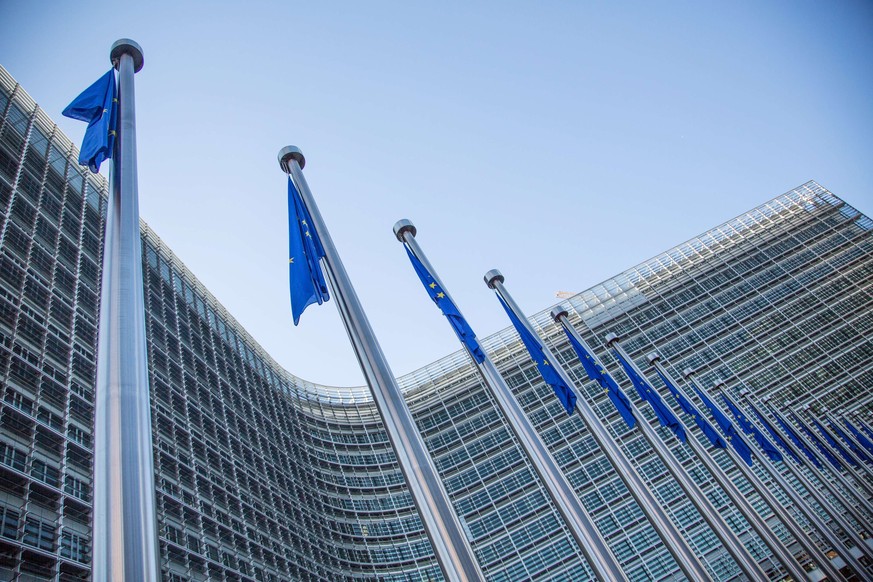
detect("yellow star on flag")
(436, 292), (445, 299)
(429, 282), (437, 289)
(289, 257), (294, 264)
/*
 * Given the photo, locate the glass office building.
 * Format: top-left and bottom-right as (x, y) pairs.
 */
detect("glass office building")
(0, 65), (871, 581)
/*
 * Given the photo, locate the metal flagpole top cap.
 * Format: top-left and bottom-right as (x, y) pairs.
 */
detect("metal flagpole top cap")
(393, 219), (416, 241)
(110, 39), (144, 72)
(484, 269), (504, 288)
(550, 306), (568, 321)
(646, 352), (660, 364)
(682, 368), (695, 379)
(604, 332), (619, 345)
(278, 146), (305, 172)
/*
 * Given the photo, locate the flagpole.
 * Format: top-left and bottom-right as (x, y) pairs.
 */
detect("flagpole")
(485, 277), (712, 581)
(278, 149), (483, 582)
(683, 374), (848, 582)
(793, 406), (873, 522)
(604, 338), (767, 580)
(648, 356), (809, 581)
(739, 393), (873, 573)
(92, 39), (160, 582)
(395, 224), (625, 582)
(816, 409), (873, 499)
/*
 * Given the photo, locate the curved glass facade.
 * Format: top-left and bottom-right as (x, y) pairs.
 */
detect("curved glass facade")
(0, 65), (871, 581)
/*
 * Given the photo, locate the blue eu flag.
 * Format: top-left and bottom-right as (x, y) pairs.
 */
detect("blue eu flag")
(561, 329), (635, 429)
(612, 350), (686, 442)
(769, 406), (822, 469)
(655, 370), (725, 449)
(722, 396), (782, 462)
(794, 415), (856, 470)
(689, 380), (753, 465)
(497, 296), (576, 415)
(844, 419), (873, 459)
(791, 413), (842, 470)
(287, 178), (329, 325)
(749, 407), (801, 465)
(404, 247), (485, 364)
(62, 69), (117, 173)
(830, 422), (871, 464)
(811, 418), (858, 468)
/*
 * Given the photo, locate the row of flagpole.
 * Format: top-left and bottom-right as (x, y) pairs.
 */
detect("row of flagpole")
(65, 39), (873, 582)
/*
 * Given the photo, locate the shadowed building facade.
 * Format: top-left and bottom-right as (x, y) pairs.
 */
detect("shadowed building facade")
(0, 65), (871, 581)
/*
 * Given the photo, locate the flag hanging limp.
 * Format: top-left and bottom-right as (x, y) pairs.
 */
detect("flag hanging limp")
(62, 69), (117, 173)
(613, 350), (686, 442)
(404, 247), (485, 363)
(287, 178), (329, 325)
(722, 397), (782, 462)
(562, 328), (635, 429)
(690, 381), (753, 465)
(655, 370), (725, 449)
(497, 296), (576, 415)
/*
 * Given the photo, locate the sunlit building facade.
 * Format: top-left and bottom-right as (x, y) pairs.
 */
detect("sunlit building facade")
(1, 65), (871, 581)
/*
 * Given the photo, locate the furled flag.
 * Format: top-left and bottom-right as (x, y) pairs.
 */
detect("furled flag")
(830, 422), (872, 464)
(749, 407), (801, 465)
(810, 418), (858, 468)
(689, 380), (753, 466)
(62, 69), (117, 173)
(844, 419), (873, 458)
(497, 296), (576, 415)
(404, 247), (485, 363)
(655, 370), (726, 449)
(561, 328), (635, 429)
(790, 412), (842, 471)
(768, 406), (822, 469)
(612, 350), (686, 442)
(287, 178), (329, 325)
(721, 397), (782, 462)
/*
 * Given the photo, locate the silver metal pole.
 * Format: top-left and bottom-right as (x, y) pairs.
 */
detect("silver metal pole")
(791, 407), (873, 533)
(816, 409), (873, 505)
(648, 357), (809, 581)
(684, 374), (849, 582)
(488, 274), (712, 581)
(396, 223), (625, 582)
(278, 148), (483, 582)
(607, 337), (766, 581)
(92, 39), (160, 582)
(739, 393), (872, 575)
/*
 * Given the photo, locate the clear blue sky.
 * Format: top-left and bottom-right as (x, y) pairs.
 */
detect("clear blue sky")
(2, 1), (871, 387)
